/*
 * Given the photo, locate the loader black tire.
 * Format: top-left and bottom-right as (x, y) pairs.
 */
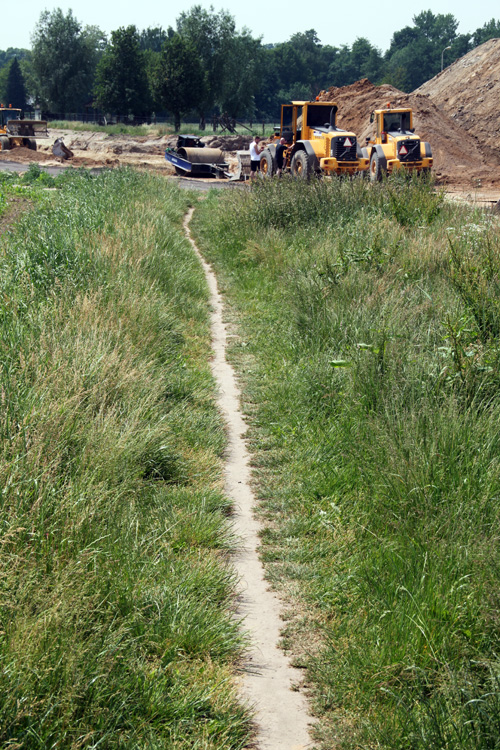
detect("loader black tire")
(370, 152), (384, 182)
(28, 139), (37, 151)
(0, 136), (10, 151)
(260, 149), (275, 177)
(291, 150), (312, 179)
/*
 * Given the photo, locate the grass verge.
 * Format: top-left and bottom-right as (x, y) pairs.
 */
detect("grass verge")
(191, 175), (500, 749)
(47, 121), (270, 138)
(0, 168), (250, 748)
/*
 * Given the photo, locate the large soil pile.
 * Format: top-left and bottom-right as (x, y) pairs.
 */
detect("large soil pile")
(317, 78), (500, 185)
(415, 38), (500, 154)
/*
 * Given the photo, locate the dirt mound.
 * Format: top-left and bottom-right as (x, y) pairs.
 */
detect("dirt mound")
(415, 38), (500, 155)
(0, 147), (54, 163)
(203, 135), (252, 151)
(317, 78), (500, 185)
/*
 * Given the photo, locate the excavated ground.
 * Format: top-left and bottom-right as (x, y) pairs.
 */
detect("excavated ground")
(0, 130), (251, 179)
(1, 39), (499, 206)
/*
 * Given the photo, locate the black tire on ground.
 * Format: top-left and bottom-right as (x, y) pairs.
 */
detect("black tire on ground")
(28, 139), (37, 151)
(290, 150), (312, 179)
(260, 149), (275, 177)
(0, 136), (11, 151)
(370, 152), (383, 182)
(175, 166), (187, 176)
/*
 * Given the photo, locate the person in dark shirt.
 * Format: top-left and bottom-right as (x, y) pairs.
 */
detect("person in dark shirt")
(275, 138), (286, 176)
(275, 133), (293, 176)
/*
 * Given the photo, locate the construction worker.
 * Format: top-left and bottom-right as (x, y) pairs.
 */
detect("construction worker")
(249, 135), (264, 179)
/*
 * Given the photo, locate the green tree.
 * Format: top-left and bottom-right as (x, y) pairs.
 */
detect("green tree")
(6, 57), (27, 109)
(139, 27), (169, 52)
(350, 38), (384, 82)
(95, 26), (151, 118)
(31, 9), (101, 113)
(472, 18), (500, 46)
(0, 66), (8, 104)
(0, 48), (30, 69)
(255, 30), (350, 117)
(153, 32), (206, 131)
(384, 10), (460, 90)
(176, 6), (236, 129)
(219, 32), (263, 119)
(272, 31), (321, 95)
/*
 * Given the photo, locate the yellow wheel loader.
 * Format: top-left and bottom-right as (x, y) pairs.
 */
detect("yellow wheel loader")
(0, 104), (48, 152)
(260, 100), (368, 178)
(362, 105), (432, 181)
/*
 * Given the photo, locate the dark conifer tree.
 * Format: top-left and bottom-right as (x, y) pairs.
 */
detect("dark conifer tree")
(6, 57), (27, 109)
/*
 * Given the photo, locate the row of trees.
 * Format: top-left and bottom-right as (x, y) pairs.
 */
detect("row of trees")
(1, 8), (499, 126)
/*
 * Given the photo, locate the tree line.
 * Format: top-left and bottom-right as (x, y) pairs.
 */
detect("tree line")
(1, 7), (499, 128)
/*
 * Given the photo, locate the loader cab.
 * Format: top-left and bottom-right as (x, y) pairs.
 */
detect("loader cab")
(382, 110), (412, 134)
(281, 101), (341, 142)
(304, 103), (338, 133)
(373, 108), (414, 142)
(0, 107), (22, 127)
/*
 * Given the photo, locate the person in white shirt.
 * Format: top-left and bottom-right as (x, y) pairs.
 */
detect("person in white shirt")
(249, 136), (264, 179)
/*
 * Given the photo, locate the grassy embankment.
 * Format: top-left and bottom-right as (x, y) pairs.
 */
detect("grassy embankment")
(47, 121), (268, 138)
(0, 169), (251, 748)
(191, 176), (500, 749)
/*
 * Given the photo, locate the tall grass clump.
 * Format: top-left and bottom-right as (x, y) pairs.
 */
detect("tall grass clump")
(191, 175), (500, 749)
(0, 169), (251, 748)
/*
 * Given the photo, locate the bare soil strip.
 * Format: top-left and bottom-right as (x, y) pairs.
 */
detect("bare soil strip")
(184, 209), (314, 750)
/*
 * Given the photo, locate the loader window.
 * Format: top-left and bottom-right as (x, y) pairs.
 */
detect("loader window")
(401, 111), (411, 131)
(383, 113), (402, 132)
(1, 109), (21, 124)
(282, 107), (294, 133)
(306, 104), (337, 130)
(383, 111), (412, 133)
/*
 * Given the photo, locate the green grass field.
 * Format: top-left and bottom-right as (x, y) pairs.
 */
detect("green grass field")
(2, 166), (499, 749)
(0, 168), (251, 748)
(47, 120), (268, 138)
(191, 175), (500, 749)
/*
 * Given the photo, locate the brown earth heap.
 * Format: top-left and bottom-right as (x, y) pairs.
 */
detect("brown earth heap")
(317, 76), (500, 187)
(416, 37), (500, 155)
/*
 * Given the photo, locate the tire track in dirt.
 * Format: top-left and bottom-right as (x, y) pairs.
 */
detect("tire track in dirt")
(184, 208), (314, 750)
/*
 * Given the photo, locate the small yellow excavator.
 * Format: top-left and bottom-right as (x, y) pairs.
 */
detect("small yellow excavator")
(0, 104), (48, 152)
(362, 105), (433, 181)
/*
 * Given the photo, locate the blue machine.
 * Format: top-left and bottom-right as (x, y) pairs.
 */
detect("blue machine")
(165, 134), (229, 177)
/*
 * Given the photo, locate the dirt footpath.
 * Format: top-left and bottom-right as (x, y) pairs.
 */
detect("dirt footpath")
(184, 208), (314, 750)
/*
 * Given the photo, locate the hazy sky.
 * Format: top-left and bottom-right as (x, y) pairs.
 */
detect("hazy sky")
(1, 0), (498, 53)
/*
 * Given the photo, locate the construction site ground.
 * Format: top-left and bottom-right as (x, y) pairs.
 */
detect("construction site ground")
(1, 38), (499, 207)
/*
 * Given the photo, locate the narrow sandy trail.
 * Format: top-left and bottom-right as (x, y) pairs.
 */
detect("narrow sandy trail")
(183, 209), (314, 750)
